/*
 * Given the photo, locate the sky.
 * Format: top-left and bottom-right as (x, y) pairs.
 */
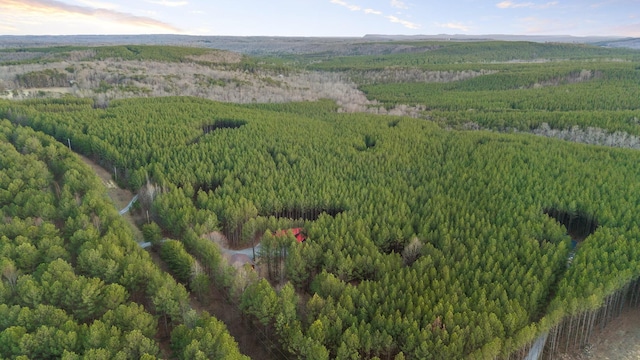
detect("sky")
(0, 0), (638, 37)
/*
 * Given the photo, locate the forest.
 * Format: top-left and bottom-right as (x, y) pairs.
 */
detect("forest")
(0, 119), (246, 358)
(1, 39), (640, 359)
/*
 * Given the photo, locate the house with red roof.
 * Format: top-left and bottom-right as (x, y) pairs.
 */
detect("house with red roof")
(274, 227), (306, 243)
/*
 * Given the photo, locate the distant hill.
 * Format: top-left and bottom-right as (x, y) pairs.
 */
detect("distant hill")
(363, 33), (629, 44)
(1, 34), (637, 54)
(596, 37), (640, 49)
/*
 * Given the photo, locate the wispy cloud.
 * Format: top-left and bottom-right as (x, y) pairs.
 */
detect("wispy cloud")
(75, 0), (119, 10)
(497, 1), (533, 8)
(387, 15), (420, 29)
(0, 23), (18, 31)
(364, 8), (383, 15)
(0, 0), (181, 32)
(496, 1), (558, 9)
(390, 0), (408, 9)
(330, 0), (420, 29)
(330, 0), (361, 11)
(435, 22), (471, 32)
(590, 0), (623, 8)
(145, 0), (188, 7)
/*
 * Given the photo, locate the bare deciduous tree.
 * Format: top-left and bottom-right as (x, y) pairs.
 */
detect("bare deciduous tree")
(402, 237), (423, 266)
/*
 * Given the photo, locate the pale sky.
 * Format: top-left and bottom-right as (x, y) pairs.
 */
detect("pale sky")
(0, 0), (638, 37)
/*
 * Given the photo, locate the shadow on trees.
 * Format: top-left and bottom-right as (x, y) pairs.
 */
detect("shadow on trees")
(355, 134), (377, 151)
(190, 119), (247, 144)
(192, 182), (222, 201)
(223, 205), (346, 248)
(531, 208), (600, 328)
(202, 119), (247, 133)
(543, 207), (599, 242)
(259, 206), (345, 222)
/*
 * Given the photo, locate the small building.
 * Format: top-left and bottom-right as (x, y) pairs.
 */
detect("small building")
(275, 227), (306, 243)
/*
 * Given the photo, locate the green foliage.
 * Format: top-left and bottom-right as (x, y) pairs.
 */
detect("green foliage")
(299, 42), (640, 138)
(3, 40), (640, 358)
(93, 45), (210, 62)
(0, 46), (92, 65)
(0, 44), (219, 65)
(101, 303), (157, 339)
(0, 119), (244, 358)
(142, 222), (163, 244)
(170, 312), (249, 360)
(306, 41), (640, 70)
(240, 278), (279, 327)
(189, 272), (210, 301)
(160, 239), (195, 284)
(361, 66), (640, 111)
(15, 69), (69, 88)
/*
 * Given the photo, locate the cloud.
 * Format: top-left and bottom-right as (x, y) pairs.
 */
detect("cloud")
(496, 1), (558, 9)
(75, 0), (119, 10)
(145, 0), (188, 7)
(387, 15), (420, 29)
(330, 0), (420, 30)
(330, 0), (361, 11)
(0, 0), (181, 32)
(535, 1), (558, 8)
(496, 1), (533, 8)
(364, 8), (383, 15)
(0, 23), (18, 31)
(390, 0), (408, 9)
(590, 0), (623, 8)
(435, 22), (471, 32)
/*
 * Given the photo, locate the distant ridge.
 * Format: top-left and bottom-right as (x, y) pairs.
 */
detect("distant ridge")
(596, 37), (640, 49)
(0, 34), (637, 53)
(363, 34), (629, 44)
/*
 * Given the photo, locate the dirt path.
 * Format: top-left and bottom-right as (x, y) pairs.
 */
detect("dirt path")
(77, 154), (144, 241)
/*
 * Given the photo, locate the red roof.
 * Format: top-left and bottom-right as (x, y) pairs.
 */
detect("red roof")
(274, 227), (306, 243)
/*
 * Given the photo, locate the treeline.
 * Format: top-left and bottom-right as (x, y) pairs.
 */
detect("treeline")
(0, 45), (229, 65)
(4, 95), (640, 358)
(360, 67), (640, 112)
(15, 69), (69, 88)
(299, 41), (640, 141)
(0, 119), (246, 359)
(355, 60), (640, 142)
(305, 41), (640, 70)
(92, 45), (211, 62)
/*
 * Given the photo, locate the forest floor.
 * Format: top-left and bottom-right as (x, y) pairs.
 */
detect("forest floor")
(561, 306), (640, 360)
(77, 153), (278, 359)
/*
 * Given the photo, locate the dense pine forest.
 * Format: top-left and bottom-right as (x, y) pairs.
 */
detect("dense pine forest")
(0, 120), (246, 358)
(1, 39), (640, 359)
